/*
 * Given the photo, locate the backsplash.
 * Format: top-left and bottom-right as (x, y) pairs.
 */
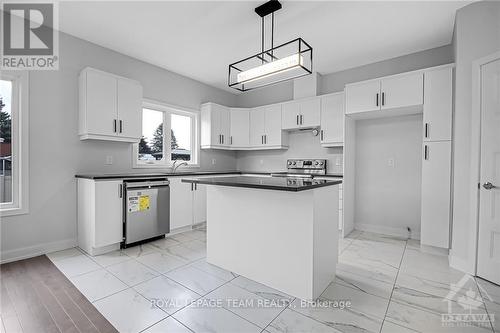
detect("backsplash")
(236, 130), (343, 174)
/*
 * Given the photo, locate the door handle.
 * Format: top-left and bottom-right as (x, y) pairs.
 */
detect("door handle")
(424, 123), (429, 138)
(113, 119), (117, 133)
(424, 145), (429, 160)
(119, 120), (123, 133)
(320, 130), (324, 141)
(483, 182), (497, 190)
(376, 93), (379, 107)
(382, 92), (385, 106)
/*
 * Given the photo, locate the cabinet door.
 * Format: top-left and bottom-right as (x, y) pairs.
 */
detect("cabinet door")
(117, 79), (142, 140)
(420, 141), (451, 248)
(169, 178), (194, 230)
(94, 180), (123, 247)
(250, 107), (265, 146)
(230, 109), (250, 147)
(423, 68), (452, 142)
(85, 70), (117, 136)
(320, 93), (344, 145)
(264, 105), (283, 146)
(381, 73), (423, 110)
(345, 80), (380, 114)
(193, 183), (207, 225)
(299, 98), (320, 128)
(282, 102), (300, 130)
(220, 106), (231, 146)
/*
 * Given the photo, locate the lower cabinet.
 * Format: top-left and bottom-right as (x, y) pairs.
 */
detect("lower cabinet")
(193, 183), (207, 225)
(169, 177), (195, 230)
(77, 179), (123, 255)
(420, 141), (452, 248)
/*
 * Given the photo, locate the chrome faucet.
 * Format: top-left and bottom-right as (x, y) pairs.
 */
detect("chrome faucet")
(172, 160), (188, 173)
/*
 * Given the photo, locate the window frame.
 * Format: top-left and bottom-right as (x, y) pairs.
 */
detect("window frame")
(0, 72), (29, 217)
(133, 99), (199, 169)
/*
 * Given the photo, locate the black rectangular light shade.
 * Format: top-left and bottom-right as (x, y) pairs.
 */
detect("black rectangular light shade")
(255, 0), (282, 17)
(228, 38), (313, 92)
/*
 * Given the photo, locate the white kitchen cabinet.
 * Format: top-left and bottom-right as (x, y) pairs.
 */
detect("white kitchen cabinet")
(345, 72), (423, 116)
(423, 67), (453, 142)
(230, 108), (250, 147)
(420, 141), (452, 249)
(320, 93), (344, 147)
(380, 73), (423, 110)
(201, 103), (231, 148)
(250, 105), (287, 148)
(79, 67), (142, 142)
(77, 179), (124, 255)
(282, 98), (320, 130)
(345, 80), (381, 114)
(193, 183), (207, 225)
(169, 177), (194, 230)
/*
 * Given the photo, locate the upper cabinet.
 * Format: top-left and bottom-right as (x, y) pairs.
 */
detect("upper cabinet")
(320, 93), (344, 147)
(200, 103), (231, 149)
(250, 105), (288, 149)
(423, 67), (453, 142)
(345, 72), (423, 117)
(79, 68), (142, 142)
(229, 108), (250, 148)
(282, 98), (320, 130)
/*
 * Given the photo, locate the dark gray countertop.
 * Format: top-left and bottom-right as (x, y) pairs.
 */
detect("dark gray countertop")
(181, 176), (342, 192)
(75, 171), (343, 180)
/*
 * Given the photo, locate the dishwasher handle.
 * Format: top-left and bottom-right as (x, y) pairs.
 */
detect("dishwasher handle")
(125, 180), (170, 189)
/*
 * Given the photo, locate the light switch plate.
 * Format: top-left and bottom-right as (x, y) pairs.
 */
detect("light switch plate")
(105, 155), (113, 165)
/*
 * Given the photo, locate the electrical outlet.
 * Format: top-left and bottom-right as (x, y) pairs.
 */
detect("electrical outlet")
(388, 158), (394, 167)
(260, 159), (264, 165)
(105, 155), (113, 165)
(211, 158), (216, 165)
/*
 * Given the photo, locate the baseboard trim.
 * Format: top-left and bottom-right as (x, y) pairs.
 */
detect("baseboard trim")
(1, 238), (77, 264)
(354, 223), (420, 240)
(449, 250), (475, 275)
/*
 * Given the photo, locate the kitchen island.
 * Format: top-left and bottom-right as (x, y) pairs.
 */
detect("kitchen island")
(182, 176), (342, 300)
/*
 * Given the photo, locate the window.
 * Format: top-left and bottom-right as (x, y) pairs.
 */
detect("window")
(0, 73), (28, 216)
(134, 100), (198, 168)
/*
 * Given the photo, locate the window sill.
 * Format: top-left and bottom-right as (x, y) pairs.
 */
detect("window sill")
(0, 206), (29, 217)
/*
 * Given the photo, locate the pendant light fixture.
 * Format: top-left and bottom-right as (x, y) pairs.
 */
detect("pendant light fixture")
(228, 0), (313, 92)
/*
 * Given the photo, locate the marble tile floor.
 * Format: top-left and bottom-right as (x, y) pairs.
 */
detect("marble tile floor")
(46, 228), (499, 333)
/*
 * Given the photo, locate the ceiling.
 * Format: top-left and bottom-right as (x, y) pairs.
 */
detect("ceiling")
(59, 1), (468, 93)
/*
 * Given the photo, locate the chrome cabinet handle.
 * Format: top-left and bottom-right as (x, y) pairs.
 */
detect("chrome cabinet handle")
(382, 92), (385, 106)
(424, 145), (429, 160)
(222, 135), (224, 144)
(119, 120), (123, 133)
(264, 135), (267, 144)
(320, 130), (324, 141)
(376, 93), (379, 107)
(424, 123), (429, 138)
(296, 115), (299, 125)
(300, 115), (303, 125)
(119, 184), (123, 198)
(483, 182), (497, 190)
(230, 136), (233, 145)
(113, 119), (117, 133)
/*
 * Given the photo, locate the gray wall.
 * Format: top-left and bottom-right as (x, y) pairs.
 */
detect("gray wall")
(236, 45), (454, 108)
(450, 1), (500, 273)
(1, 32), (238, 262)
(354, 115), (423, 237)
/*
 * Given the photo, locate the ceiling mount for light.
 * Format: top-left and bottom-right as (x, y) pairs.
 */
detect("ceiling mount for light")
(228, 0), (313, 92)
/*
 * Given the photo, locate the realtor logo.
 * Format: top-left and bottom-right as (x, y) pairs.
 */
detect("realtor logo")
(441, 275), (495, 328)
(1, 2), (59, 69)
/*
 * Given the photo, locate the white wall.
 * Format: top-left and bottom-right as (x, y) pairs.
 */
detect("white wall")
(450, 1), (500, 273)
(0, 32), (238, 263)
(354, 115), (423, 238)
(236, 131), (343, 174)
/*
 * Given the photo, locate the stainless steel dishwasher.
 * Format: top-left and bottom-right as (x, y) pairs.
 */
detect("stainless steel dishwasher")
(123, 178), (170, 247)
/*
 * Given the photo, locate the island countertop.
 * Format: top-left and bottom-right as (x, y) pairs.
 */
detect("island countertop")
(182, 175), (342, 192)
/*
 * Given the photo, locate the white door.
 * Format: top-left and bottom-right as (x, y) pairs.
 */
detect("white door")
(193, 183), (207, 225)
(220, 106), (231, 146)
(477, 58), (500, 285)
(345, 80), (380, 114)
(420, 141), (451, 249)
(169, 177), (194, 230)
(423, 68), (453, 142)
(264, 105), (282, 146)
(117, 78), (142, 140)
(85, 70), (117, 136)
(282, 102), (300, 130)
(380, 73), (423, 110)
(209, 104), (222, 146)
(94, 180), (123, 247)
(320, 93), (344, 145)
(250, 107), (265, 146)
(299, 98), (320, 128)
(230, 109), (250, 147)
